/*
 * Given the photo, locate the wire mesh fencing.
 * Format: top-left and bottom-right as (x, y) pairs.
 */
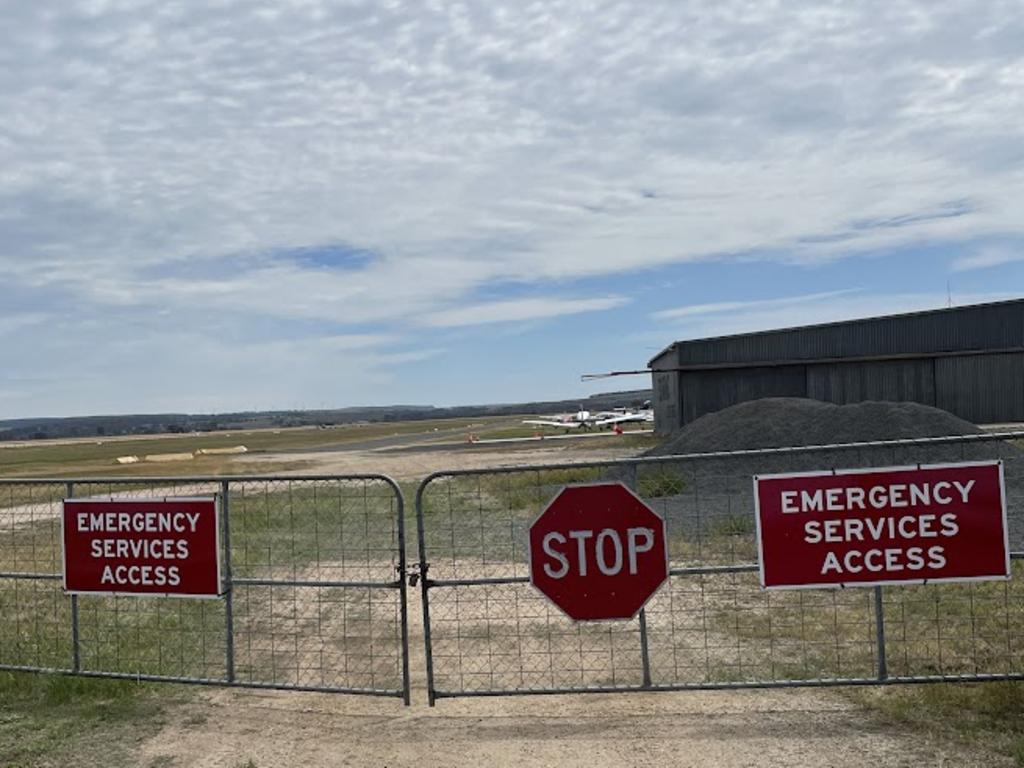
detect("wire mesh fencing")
(415, 432), (1024, 702)
(0, 475), (410, 702)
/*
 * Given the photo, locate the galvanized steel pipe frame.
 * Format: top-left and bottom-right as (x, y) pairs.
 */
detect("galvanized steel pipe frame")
(414, 431), (1024, 704)
(0, 473), (412, 704)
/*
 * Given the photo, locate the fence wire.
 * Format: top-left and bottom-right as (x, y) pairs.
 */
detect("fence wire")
(0, 475), (409, 701)
(416, 432), (1024, 702)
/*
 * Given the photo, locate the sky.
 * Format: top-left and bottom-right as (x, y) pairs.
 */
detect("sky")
(1, 0), (1023, 419)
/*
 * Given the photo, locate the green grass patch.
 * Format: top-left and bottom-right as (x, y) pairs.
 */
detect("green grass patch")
(227, 480), (401, 576)
(848, 682), (1024, 765)
(416, 467), (609, 570)
(0, 672), (177, 767)
(698, 562), (1024, 763)
(636, 467), (686, 499)
(709, 514), (756, 537)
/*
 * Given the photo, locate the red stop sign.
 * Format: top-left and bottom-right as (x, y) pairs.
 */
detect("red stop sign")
(529, 483), (669, 621)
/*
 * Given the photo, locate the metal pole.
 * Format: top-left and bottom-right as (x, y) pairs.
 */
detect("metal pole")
(625, 464), (654, 688)
(221, 480), (235, 683)
(414, 482), (437, 706)
(874, 586), (888, 681)
(66, 481), (80, 673)
(638, 608), (653, 688)
(392, 480), (412, 706)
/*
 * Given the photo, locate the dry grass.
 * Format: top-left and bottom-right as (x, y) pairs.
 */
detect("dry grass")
(0, 416), (521, 478)
(0, 672), (176, 767)
(701, 553), (1024, 764)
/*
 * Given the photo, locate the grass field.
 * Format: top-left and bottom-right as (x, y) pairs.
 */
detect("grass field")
(0, 416), (525, 478)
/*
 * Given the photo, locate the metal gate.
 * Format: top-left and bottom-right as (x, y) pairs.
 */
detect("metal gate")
(415, 433), (1024, 703)
(0, 474), (410, 703)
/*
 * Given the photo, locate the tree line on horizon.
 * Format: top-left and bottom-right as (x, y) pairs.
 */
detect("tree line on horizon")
(0, 390), (653, 442)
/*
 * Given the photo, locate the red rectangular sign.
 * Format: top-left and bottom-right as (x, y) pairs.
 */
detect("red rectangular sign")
(62, 497), (223, 598)
(754, 461), (1009, 590)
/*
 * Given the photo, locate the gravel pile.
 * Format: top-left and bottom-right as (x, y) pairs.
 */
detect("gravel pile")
(645, 398), (984, 457)
(623, 398), (1024, 551)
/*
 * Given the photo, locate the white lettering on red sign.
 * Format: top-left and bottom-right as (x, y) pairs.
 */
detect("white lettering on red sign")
(779, 480), (974, 514)
(540, 527), (655, 579)
(63, 498), (222, 597)
(528, 482), (669, 621)
(755, 462), (1009, 589)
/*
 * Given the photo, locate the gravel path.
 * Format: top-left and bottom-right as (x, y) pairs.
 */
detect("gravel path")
(138, 684), (1006, 768)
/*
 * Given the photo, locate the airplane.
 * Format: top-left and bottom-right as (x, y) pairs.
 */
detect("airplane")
(597, 402), (654, 427)
(523, 402), (653, 431)
(523, 408), (605, 430)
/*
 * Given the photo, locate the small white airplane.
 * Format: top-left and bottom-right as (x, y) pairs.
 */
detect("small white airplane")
(523, 408), (605, 430)
(597, 402), (654, 427)
(523, 402), (653, 430)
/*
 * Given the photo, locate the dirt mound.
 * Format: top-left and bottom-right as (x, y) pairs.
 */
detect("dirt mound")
(646, 398), (984, 457)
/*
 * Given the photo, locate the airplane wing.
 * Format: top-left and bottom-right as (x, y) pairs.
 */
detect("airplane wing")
(594, 413), (643, 426)
(522, 419), (585, 428)
(594, 410), (655, 427)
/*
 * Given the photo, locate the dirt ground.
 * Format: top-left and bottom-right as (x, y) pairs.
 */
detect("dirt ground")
(142, 603), (1003, 768)
(245, 440), (644, 481)
(139, 684), (1002, 768)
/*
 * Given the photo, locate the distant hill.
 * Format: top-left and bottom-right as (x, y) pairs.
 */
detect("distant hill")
(0, 390), (652, 442)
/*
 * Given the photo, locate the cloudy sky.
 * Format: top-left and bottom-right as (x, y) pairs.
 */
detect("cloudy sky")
(2, 0), (1023, 418)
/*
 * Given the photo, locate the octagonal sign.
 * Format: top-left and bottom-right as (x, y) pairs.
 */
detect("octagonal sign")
(528, 482), (669, 621)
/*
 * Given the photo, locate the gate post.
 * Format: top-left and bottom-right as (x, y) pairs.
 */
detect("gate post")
(391, 479), (412, 706)
(874, 585), (888, 681)
(638, 608), (653, 688)
(221, 480), (235, 683)
(415, 478), (437, 706)
(66, 481), (80, 673)
(625, 465), (654, 688)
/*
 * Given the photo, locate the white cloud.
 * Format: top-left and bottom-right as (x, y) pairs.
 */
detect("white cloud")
(1, 0), (1023, 414)
(2, 1), (1022, 299)
(951, 246), (1024, 272)
(247, 333), (395, 354)
(421, 296), (628, 328)
(653, 290), (858, 321)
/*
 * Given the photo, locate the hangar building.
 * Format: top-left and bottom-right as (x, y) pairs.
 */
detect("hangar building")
(649, 298), (1024, 434)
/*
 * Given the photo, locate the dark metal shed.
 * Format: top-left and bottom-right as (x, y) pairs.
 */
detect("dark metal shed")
(648, 298), (1024, 433)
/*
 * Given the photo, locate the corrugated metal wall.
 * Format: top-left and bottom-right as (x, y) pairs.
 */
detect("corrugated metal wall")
(652, 353), (683, 433)
(680, 366), (806, 425)
(650, 300), (1024, 433)
(935, 353), (1024, 424)
(806, 359), (936, 406)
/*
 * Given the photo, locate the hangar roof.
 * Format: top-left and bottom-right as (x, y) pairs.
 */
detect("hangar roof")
(648, 297), (1024, 369)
